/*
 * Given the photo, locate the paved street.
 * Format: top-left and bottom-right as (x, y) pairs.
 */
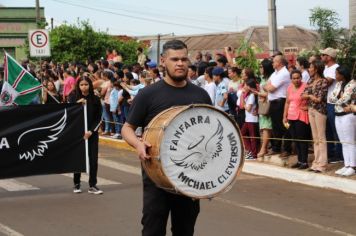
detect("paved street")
(0, 144), (355, 236)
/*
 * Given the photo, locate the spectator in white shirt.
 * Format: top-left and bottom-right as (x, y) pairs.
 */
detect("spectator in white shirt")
(263, 55), (291, 155)
(320, 47), (342, 163)
(203, 67), (216, 104)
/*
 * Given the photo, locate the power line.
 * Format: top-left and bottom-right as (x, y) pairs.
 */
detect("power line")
(102, 0), (236, 23)
(74, 0), (236, 27)
(49, 0), (232, 33)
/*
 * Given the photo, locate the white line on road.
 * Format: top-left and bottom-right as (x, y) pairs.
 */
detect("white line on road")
(0, 222), (24, 236)
(215, 197), (355, 236)
(99, 159), (141, 175)
(0, 179), (39, 192)
(102, 159), (355, 236)
(61, 173), (121, 186)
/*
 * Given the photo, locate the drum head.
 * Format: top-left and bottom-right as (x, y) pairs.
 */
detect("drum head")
(160, 105), (244, 198)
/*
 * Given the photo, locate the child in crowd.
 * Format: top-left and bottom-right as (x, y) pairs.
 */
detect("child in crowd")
(109, 81), (123, 139)
(121, 73), (146, 100)
(240, 78), (260, 159)
(73, 76), (103, 194)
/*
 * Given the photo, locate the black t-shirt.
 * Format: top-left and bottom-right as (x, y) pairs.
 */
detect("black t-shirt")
(121, 89), (131, 107)
(127, 79), (212, 128)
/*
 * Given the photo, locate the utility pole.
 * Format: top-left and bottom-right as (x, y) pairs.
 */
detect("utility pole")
(35, 0), (40, 26)
(157, 34), (161, 66)
(268, 0), (278, 56)
(51, 17), (54, 30)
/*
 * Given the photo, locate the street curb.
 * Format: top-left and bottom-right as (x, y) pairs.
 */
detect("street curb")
(99, 137), (135, 152)
(99, 136), (356, 195)
(243, 162), (356, 195)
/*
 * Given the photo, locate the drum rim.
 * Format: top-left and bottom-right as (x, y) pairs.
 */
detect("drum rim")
(158, 104), (245, 199)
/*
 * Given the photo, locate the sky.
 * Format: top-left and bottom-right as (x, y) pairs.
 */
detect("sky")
(1, 0), (350, 36)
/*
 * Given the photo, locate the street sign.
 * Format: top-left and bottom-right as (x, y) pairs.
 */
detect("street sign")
(28, 29), (51, 57)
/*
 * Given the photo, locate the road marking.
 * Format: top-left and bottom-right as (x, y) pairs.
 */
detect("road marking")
(99, 159), (141, 175)
(0, 179), (39, 192)
(101, 159), (355, 236)
(61, 174), (121, 186)
(0, 222), (24, 236)
(215, 197), (355, 236)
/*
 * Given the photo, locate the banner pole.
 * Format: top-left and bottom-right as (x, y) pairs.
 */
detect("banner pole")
(84, 103), (89, 174)
(40, 56), (44, 104)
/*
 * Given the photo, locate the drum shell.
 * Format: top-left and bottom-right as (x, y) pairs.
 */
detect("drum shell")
(142, 106), (185, 193)
(142, 104), (244, 198)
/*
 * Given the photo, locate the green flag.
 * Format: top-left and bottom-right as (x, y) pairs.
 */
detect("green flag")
(0, 52), (41, 106)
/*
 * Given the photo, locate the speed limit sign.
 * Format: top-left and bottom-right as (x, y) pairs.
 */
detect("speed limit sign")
(29, 29), (51, 57)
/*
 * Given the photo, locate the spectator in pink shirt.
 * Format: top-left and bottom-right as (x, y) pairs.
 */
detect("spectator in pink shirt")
(62, 69), (76, 102)
(283, 70), (310, 169)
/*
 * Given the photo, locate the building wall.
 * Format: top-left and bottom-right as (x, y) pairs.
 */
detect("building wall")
(350, 0), (356, 29)
(0, 7), (45, 63)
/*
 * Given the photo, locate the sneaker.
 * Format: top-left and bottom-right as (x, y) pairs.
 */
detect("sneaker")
(245, 151), (252, 159)
(341, 167), (355, 177)
(111, 133), (122, 139)
(73, 184), (82, 194)
(291, 162), (301, 168)
(88, 186), (103, 195)
(335, 166), (348, 175)
(245, 152), (256, 160)
(298, 163), (309, 170)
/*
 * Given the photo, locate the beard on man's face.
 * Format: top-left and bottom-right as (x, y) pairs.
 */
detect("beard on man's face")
(166, 68), (188, 82)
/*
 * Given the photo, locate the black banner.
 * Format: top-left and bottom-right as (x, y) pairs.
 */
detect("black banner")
(0, 103), (87, 179)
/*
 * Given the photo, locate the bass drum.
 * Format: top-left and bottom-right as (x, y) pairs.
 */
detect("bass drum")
(142, 104), (244, 199)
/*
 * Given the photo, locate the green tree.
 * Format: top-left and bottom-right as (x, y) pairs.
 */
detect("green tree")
(234, 40), (262, 75)
(25, 20), (142, 65)
(309, 7), (341, 48)
(338, 27), (356, 79)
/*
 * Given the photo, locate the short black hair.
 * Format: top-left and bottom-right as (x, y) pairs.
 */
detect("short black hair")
(197, 61), (208, 76)
(102, 60), (109, 68)
(229, 67), (242, 76)
(296, 57), (310, 69)
(261, 59), (274, 78)
(162, 40), (187, 55)
(188, 65), (197, 72)
(205, 66), (214, 78)
(217, 56), (228, 66)
(290, 69), (302, 79)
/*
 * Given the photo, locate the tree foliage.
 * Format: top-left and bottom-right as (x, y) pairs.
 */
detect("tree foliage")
(309, 7), (342, 48)
(338, 27), (356, 79)
(26, 20), (142, 65)
(309, 7), (356, 78)
(234, 40), (262, 76)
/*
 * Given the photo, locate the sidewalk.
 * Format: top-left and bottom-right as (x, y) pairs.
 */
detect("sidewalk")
(99, 136), (356, 195)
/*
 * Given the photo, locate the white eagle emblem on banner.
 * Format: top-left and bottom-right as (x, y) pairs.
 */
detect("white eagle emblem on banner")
(17, 109), (67, 161)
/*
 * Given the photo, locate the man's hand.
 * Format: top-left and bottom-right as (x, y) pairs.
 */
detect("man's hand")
(136, 140), (152, 161)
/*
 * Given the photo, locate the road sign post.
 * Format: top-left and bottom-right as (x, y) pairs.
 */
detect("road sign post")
(28, 29), (51, 57)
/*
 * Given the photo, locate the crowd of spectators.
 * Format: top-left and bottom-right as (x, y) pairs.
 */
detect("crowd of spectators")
(1, 45), (354, 177)
(186, 47), (355, 176)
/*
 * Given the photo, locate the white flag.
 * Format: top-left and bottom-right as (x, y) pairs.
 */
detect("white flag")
(0, 81), (20, 106)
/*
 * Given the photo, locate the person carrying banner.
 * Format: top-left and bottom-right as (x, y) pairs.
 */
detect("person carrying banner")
(122, 40), (212, 236)
(73, 76), (103, 194)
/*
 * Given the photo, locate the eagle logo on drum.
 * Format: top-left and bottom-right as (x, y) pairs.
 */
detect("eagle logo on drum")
(170, 119), (223, 171)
